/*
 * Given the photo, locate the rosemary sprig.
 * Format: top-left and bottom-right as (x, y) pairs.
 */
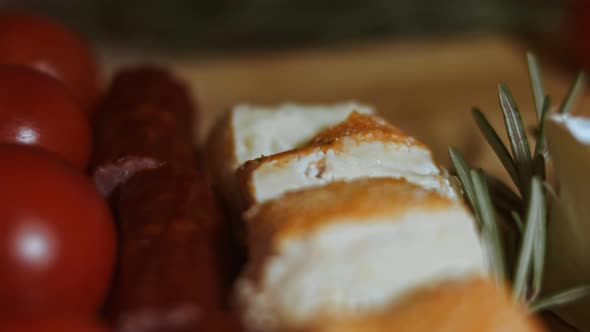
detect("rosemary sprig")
(499, 83), (533, 198)
(513, 177), (544, 303)
(530, 286), (590, 312)
(533, 96), (550, 159)
(449, 52), (589, 312)
(510, 211), (524, 234)
(471, 169), (505, 285)
(560, 70), (586, 114)
(531, 180), (547, 299)
(472, 108), (519, 188)
(485, 173), (522, 218)
(449, 146), (478, 216)
(527, 52), (545, 120)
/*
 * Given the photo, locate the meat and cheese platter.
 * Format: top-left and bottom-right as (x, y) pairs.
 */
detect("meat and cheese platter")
(0, 9), (589, 332)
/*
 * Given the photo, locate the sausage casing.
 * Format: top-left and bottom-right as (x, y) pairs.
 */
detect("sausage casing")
(110, 166), (234, 332)
(91, 67), (197, 197)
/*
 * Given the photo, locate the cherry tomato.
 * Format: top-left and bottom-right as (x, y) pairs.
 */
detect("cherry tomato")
(0, 317), (111, 332)
(0, 65), (91, 168)
(0, 144), (116, 316)
(0, 11), (99, 112)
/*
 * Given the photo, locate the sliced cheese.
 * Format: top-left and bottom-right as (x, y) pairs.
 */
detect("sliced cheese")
(204, 102), (373, 205)
(238, 112), (458, 206)
(235, 178), (484, 332)
(311, 278), (543, 332)
(544, 113), (590, 331)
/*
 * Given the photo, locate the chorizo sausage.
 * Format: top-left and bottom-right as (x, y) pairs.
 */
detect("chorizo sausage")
(91, 66), (197, 197)
(110, 166), (236, 332)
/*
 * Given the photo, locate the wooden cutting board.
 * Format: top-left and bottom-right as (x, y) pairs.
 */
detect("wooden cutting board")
(101, 34), (586, 332)
(101, 34), (590, 184)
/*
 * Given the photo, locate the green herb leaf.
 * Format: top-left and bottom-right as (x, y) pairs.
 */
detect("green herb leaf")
(485, 174), (521, 206)
(499, 83), (533, 196)
(485, 173), (522, 219)
(560, 70), (586, 114)
(543, 181), (558, 201)
(530, 286), (590, 312)
(534, 95), (550, 159)
(532, 154), (546, 182)
(512, 177), (545, 303)
(511, 211), (524, 234)
(471, 169), (505, 285)
(527, 52), (546, 120)
(473, 108), (519, 188)
(531, 178), (546, 302)
(449, 147), (478, 214)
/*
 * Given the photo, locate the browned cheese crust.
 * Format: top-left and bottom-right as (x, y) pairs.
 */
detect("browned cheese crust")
(308, 111), (421, 147)
(237, 112), (432, 206)
(309, 278), (545, 332)
(243, 178), (455, 274)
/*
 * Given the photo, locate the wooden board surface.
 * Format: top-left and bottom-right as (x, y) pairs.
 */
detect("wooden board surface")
(102, 34), (589, 183)
(102, 34), (585, 332)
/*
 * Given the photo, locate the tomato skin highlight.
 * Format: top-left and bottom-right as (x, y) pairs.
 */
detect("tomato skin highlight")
(0, 317), (111, 332)
(0, 144), (116, 316)
(0, 65), (92, 168)
(0, 11), (99, 112)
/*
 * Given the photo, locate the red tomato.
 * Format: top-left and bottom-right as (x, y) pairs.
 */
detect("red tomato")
(0, 317), (111, 332)
(0, 65), (91, 168)
(0, 11), (99, 112)
(0, 144), (116, 316)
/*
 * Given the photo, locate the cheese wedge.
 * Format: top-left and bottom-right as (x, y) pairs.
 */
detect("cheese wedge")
(309, 278), (544, 332)
(544, 114), (590, 331)
(235, 178), (484, 332)
(204, 102), (373, 205)
(238, 112), (458, 206)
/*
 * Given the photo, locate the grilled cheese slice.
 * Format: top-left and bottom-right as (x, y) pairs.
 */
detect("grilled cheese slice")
(204, 102), (373, 205)
(309, 278), (544, 332)
(238, 112), (458, 206)
(235, 178), (484, 332)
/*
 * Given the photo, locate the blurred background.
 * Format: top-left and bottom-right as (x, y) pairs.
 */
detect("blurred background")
(4, 0), (588, 180)
(0, 0), (568, 52)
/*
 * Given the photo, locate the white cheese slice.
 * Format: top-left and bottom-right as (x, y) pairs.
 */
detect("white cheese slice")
(235, 178), (484, 332)
(204, 102), (373, 205)
(238, 112), (458, 206)
(233, 102), (374, 166)
(544, 113), (590, 331)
